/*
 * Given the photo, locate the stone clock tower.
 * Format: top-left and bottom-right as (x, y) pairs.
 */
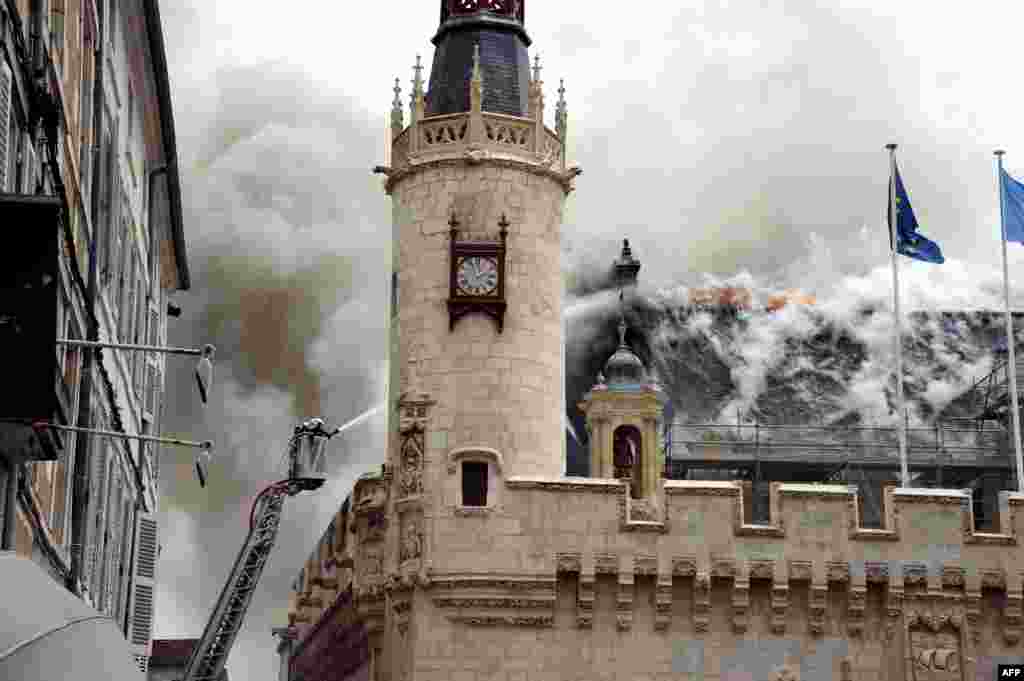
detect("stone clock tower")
(378, 0), (580, 484)
(286, 6), (1024, 679)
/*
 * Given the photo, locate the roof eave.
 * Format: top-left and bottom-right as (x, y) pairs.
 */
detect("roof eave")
(142, 0), (190, 291)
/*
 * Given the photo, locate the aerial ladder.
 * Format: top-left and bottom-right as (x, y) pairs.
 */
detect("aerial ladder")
(179, 418), (343, 681)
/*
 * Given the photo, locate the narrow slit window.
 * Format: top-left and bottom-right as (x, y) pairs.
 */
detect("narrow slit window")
(461, 461), (488, 507)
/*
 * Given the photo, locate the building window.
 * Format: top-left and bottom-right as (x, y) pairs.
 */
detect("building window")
(461, 461), (488, 507)
(613, 424), (642, 499)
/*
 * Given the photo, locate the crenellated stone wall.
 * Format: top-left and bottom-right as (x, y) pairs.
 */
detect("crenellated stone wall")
(288, 478), (1024, 681)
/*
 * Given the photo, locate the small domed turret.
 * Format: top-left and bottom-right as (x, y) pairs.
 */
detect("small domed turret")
(603, 318), (646, 387)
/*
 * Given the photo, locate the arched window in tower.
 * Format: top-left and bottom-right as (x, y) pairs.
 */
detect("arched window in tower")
(613, 425), (642, 498)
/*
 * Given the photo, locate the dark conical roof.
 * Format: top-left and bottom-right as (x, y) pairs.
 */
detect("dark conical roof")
(427, 1), (532, 117)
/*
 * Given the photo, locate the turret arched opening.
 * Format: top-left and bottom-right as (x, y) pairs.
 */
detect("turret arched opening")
(613, 425), (642, 498)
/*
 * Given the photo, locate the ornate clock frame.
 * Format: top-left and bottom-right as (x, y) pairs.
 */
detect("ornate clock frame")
(447, 213), (508, 333)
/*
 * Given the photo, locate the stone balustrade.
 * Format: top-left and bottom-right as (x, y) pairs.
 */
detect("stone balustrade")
(390, 111), (563, 170)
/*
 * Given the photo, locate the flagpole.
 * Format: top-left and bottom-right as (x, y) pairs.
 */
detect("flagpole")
(887, 143), (911, 487)
(996, 149), (1024, 492)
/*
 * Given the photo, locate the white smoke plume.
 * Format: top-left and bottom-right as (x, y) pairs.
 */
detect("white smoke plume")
(153, 1), (1024, 680)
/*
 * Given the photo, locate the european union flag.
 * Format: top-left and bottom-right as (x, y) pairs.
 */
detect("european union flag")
(888, 163), (945, 264)
(1001, 168), (1024, 244)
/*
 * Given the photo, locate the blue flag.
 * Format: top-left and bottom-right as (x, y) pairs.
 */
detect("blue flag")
(1001, 168), (1024, 244)
(887, 163), (945, 264)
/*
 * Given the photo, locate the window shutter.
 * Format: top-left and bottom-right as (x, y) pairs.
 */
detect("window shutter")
(147, 305), (160, 346)
(87, 445), (109, 598)
(22, 136), (36, 194)
(100, 464), (121, 612)
(127, 511), (158, 670)
(116, 498), (133, 625)
(0, 61), (12, 191)
(105, 479), (124, 616)
(145, 363), (160, 416)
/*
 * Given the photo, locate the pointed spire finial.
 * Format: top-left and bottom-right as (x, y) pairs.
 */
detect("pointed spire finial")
(555, 78), (568, 141)
(469, 44), (484, 114)
(472, 44), (482, 83)
(410, 55), (425, 125)
(391, 77), (404, 132)
(532, 53), (542, 83)
(413, 54), (424, 93)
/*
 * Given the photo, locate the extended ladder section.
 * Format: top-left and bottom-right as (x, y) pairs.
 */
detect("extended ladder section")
(180, 418), (335, 681)
(181, 481), (292, 681)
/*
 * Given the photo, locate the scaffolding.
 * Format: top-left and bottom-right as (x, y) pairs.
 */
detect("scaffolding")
(662, 415), (1014, 528)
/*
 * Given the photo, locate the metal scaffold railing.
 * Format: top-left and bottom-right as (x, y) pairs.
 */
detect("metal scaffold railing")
(664, 416), (1012, 473)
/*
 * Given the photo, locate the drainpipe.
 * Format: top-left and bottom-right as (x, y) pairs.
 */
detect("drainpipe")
(67, 0), (104, 596)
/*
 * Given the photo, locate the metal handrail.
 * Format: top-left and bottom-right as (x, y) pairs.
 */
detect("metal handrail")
(665, 417), (1009, 462)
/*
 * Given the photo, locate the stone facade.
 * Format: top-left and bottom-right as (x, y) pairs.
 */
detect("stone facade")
(282, 5), (1024, 681)
(289, 477), (1024, 681)
(387, 158), (566, 481)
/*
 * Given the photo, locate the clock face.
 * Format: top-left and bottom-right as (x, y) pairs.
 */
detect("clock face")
(456, 256), (499, 296)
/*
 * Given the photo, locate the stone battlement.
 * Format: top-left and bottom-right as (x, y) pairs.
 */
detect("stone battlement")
(287, 478), (1024, 681)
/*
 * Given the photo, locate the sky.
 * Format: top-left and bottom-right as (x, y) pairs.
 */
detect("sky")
(153, 1), (1024, 679)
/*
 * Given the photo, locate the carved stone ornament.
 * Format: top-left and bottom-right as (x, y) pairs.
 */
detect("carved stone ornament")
(399, 431), (424, 498)
(905, 611), (965, 681)
(355, 479), (387, 513)
(629, 499), (657, 522)
(464, 146), (491, 164)
(398, 399), (431, 434)
(577, 577), (595, 629)
(400, 520), (423, 563)
(693, 573), (711, 634)
(773, 665), (798, 681)
(360, 549), (383, 579)
(789, 561), (812, 582)
(363, 510), (387, 542)
(634, 555), (657, 576)
(595, 553), (617, 575)
(808, 586), (827, 637)
(827, 561), (850, 583)
(770, 585), (790, 634)
(749, 560), (774, 581)
(673, 556), (697, 577)
(556, 553), (581, 574)
(980, 570), (1006, 589)
(448, 614), (554, 627)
